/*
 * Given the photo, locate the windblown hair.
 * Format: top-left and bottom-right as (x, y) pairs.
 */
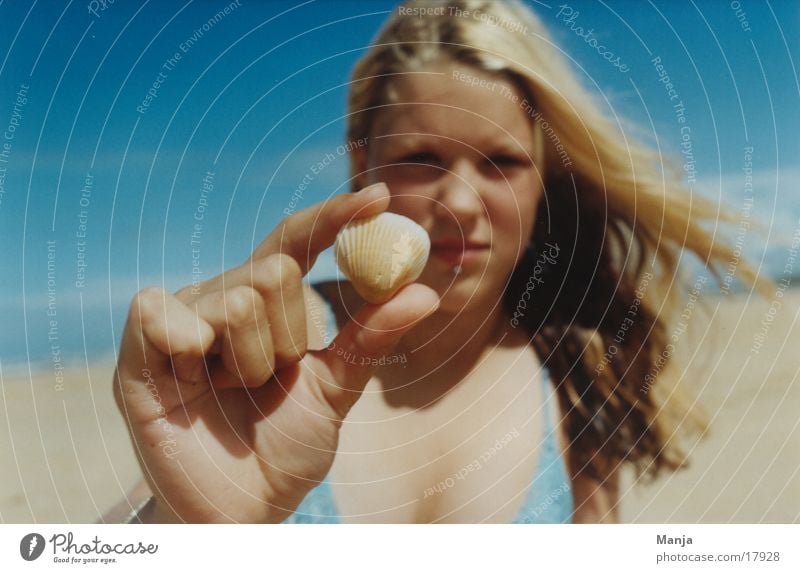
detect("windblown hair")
(345, 0), (770, 481)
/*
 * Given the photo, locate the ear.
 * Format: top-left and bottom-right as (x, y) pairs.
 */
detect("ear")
(349, 145), (371, 191)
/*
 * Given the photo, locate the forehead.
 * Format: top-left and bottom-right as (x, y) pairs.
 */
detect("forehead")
(373, 64), (535, 152)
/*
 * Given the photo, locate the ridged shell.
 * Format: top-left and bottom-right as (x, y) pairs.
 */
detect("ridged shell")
(335, 212), (431, 304)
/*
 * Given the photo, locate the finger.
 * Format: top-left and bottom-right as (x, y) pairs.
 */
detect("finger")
(249, 182), (390, 274)
(311, 283), (440, 417)
(194, 286), (275, 389)
(116, 287), (215, 422)
(118, 287), (216, 378)
(179, 183), (390, 301)
(249, 254), (308, 369)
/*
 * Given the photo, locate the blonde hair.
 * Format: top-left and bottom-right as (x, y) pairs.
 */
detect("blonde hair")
(346, 0), (771, 481)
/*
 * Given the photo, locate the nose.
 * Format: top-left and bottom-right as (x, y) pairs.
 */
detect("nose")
(433, 158), (484, 226)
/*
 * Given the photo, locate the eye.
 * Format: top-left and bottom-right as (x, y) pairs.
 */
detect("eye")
(399, 151), (440, 165)
(488, 154), (528, 167)
(382, 150), (442, 183)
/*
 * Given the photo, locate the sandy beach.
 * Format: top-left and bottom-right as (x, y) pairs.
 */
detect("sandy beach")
(2, 290), (798, 523)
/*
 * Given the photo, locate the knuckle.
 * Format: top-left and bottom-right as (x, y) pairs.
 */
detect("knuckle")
(130, 287), (167, 326)
(294, 332), (309, 358)
(243, 359), (276, 388)
(222, 286), (261, 327)
(112, 375), (124, 411)
(274, 340), (307, 369)
(275, 253), (303, 282)
(254, 254), (302, 295)
(226, 343), (275, 387)
(174, 285), (195, 303)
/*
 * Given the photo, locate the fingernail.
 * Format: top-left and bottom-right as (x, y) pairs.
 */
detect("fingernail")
(424, 297), (440, 318)
(356, 182), (388, 198)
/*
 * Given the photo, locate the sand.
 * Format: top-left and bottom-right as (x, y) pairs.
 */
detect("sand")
(1, 290), (798, 523)
(619, 289), (800, 523)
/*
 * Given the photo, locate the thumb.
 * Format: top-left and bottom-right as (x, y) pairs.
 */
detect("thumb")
(310, 284), (439, 417)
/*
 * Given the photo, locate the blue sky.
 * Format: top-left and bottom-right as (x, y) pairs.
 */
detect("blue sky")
(0, 0), (798, 365)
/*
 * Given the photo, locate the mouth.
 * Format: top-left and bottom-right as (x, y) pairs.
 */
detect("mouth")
(429, 239), (490, 267)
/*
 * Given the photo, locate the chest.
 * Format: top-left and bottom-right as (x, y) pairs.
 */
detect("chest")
(328, 353), (558, 523)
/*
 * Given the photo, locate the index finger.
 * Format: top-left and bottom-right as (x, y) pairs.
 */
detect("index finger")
(249, 182), (390, 275)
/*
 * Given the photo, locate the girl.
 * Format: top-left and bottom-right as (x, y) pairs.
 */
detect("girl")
(109, 0), (766, 524)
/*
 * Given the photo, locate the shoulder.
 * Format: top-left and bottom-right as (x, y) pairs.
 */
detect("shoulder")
(568, 466), (621, 523)
(548, 375), (621, 523)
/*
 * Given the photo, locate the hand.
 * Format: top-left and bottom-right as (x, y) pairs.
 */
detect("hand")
(113, 183), (439, 523)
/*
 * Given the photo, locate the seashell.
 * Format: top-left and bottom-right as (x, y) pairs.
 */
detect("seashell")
(335, 212), (431, 304)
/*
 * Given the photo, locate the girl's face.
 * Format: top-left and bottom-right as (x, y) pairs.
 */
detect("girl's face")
(355, 63), (544, 313)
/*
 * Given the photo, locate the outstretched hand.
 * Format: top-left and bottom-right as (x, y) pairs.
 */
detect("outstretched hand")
(114, 183), (439, 522)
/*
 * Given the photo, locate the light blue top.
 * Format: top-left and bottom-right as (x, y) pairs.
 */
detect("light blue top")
(283, 287), (574, 523)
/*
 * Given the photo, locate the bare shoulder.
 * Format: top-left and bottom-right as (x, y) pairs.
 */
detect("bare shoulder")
(550, 386), (621, 523)
(569, 466), (621, 523)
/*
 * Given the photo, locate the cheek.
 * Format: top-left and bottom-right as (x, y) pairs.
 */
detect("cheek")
(486, 190), (539, 254)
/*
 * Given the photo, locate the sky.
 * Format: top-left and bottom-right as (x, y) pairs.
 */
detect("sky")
(0, 0), (798, 366)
